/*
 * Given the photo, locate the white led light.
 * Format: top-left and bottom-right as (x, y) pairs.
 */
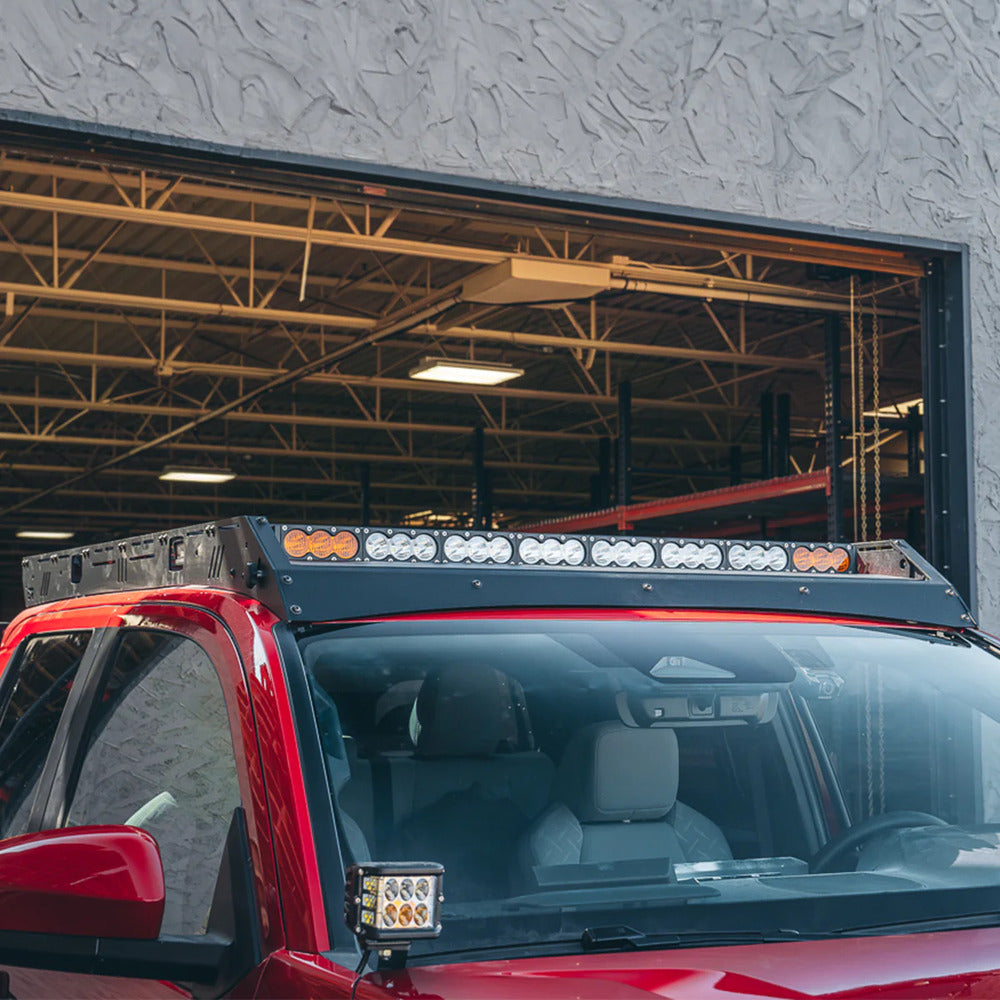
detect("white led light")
(661, 542), (683, 569)
(563, 538), (586, 566)
(541, 538), (563, 565)
(701, 543), (724, 570)
(389, 534), (414, 561)
(728, 543), (787, 572)
(412, 534), (437, 562)
(765, 546), (789, 571)
(592, 539), (614, 566)
(467, 536), (489, 563)
(728, 544), (751, 570)
(661, 541), (725, 570)
(633, 541), (656, 568)
(365, 533), (390, 560)
(518, 538), (542, 564)
(488, 536), (514, 563)
(443, 535), (468, 562)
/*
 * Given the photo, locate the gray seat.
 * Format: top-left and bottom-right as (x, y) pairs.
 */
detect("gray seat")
(391, 664), (554, 899)
(519, 721), (731, 878)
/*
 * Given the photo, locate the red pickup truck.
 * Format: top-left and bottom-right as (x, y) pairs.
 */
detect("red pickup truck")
(0, 516), (999, 998)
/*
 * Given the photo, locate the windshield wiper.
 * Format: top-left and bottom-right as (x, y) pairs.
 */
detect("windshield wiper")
(841, 911), (1000, 937)
(580, 924), (839, 952)
(580, 910), (1000, 953)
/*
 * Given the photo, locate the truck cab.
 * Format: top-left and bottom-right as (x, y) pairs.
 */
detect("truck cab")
(1, 517), (1000, 998)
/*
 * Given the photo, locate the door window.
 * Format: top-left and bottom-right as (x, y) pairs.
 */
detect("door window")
(0, 631), (90, 839)
(65, 630), (240, 936)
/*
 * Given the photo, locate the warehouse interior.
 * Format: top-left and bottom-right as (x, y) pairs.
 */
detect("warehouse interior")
(0, 137), (940, 615)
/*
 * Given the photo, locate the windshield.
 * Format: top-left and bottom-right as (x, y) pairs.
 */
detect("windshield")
(298, 614), (1000, 960)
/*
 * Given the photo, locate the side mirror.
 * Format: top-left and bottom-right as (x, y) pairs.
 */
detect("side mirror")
(0, 825), (164, 940)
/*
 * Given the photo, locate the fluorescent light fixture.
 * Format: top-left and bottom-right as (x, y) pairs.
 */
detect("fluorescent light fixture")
(16, 529), (75, 541)
(408, 357), (524, 386)
(159, 466), (236, 484)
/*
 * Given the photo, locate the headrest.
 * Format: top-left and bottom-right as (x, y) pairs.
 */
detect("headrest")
(414, 664), (517, 757)
(556, 722), (679, 822)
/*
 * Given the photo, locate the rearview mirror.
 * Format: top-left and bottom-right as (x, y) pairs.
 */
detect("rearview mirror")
(0, 825), (165, 940)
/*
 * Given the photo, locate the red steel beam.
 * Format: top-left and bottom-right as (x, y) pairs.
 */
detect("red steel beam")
(708, 493), (923, 538)
(522, 469), (831, 533)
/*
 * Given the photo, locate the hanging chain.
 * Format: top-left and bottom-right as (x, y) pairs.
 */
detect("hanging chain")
(857, 285), (867, 542)
(849, 276), (859, 540)
(871, 286), (882, 540)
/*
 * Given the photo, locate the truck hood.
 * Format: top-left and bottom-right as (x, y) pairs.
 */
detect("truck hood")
(268, 927), (1000, 998)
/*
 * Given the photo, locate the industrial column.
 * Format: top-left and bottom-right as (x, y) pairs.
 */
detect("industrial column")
(472, 426), (490, 529)
(359, 462), (371, 527)
(616, 381), (632, 508)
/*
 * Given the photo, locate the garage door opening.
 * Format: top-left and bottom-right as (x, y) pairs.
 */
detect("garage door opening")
(0, 122), (970, 616)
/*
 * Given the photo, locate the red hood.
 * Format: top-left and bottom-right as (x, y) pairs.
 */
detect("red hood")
(261, 927), (1000, 998)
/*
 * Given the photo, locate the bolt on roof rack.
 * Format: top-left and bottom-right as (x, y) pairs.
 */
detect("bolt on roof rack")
(20, 515), (975, 629)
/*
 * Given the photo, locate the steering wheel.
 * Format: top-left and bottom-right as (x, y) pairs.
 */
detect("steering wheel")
(810, 810), (947, 873)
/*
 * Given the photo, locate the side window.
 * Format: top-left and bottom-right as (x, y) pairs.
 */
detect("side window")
(0, 631), (90, 839)
(65, 630), (240, 937)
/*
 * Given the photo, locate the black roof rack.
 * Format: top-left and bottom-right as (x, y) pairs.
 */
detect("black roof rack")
(20, 515), (975, 629)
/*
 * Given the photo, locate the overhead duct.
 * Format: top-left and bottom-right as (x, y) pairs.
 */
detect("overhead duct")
(462, 258), (612, 304)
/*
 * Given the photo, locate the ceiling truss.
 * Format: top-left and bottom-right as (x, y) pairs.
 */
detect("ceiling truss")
(0, 147), (924, 561)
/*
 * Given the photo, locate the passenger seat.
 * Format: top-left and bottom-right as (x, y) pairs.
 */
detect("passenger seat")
(518, 721), (730, 881)
(390, 664), (554, 899)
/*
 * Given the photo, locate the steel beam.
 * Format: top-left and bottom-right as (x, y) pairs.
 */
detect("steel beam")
(0, 392), (741, 449)
(4, 155), (925, 276)
(0, 284), (840, 372)
(522, 469), (831, 533)
(0, 188), (918, 317)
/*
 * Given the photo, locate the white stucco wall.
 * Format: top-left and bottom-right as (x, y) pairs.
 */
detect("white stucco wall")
(0, 0), (994, 619)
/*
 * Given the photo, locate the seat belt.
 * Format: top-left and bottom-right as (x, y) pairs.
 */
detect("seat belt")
(370, 756), (396, 856)
(749, 744), (774, 856)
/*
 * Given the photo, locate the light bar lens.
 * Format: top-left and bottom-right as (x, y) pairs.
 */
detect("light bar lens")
(662, 541), (724, 570)
(488, 536), (514, 563)
(592, 539), (655, 568)
(365, 532), (390, 560)
(792, 545), (851, 573)
(444, 534), (515, 564)
(521, 536), (589, 566)
(728, 543), (789, 572)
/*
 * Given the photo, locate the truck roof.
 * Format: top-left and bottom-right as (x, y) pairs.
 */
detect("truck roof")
(20, 516), (974, 629)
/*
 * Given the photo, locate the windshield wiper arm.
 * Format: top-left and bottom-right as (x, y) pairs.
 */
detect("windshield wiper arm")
(581, 924), (839, 952)
(841, 911), (1000, 937)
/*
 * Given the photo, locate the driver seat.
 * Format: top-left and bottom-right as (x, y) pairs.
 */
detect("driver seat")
(518, 722), (731, 876)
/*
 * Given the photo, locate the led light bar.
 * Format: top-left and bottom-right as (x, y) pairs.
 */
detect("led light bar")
(277, 525), (858, 576)
(16, 529), (75, 541)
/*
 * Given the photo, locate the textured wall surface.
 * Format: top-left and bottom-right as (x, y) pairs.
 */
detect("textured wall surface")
(0, 0), (995, 617)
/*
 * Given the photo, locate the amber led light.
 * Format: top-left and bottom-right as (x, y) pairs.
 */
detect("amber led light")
(345, 862), (444, 948)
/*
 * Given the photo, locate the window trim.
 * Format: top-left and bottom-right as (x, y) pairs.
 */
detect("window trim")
(0, 627), (107, 839)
